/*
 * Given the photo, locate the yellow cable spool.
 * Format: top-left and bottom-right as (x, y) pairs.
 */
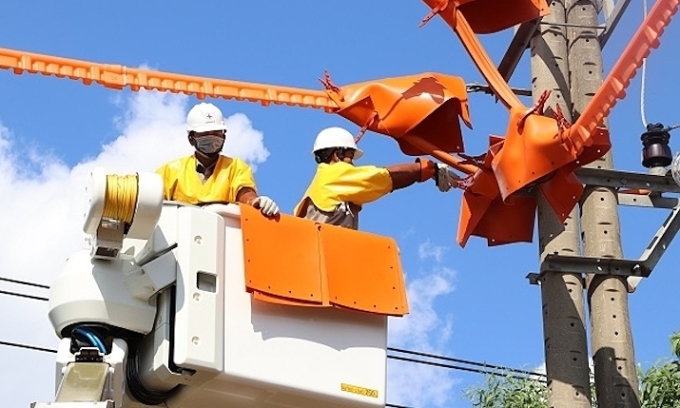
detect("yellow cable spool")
(102, 174), (139, 224)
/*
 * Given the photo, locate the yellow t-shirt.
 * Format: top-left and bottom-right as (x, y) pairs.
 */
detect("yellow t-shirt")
(294, 162), (393, 216)
(156, 155), (257, 205)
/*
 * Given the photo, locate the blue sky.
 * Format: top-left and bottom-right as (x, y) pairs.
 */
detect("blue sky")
(0, 1), (679, 407)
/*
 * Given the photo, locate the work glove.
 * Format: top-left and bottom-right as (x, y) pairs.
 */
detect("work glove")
(252, 196), (280, 216)
(433, 163), (459, 192)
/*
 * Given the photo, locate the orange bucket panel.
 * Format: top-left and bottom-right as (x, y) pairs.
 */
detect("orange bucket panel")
(240, 205), (323, 304)
(251, 291), (328, 307)
(320, 225), (409, 316)
(240, 205), (409, 316)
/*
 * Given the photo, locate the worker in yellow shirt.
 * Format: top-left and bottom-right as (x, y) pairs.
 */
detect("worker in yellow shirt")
(294, 126), (456, 229)
(156, 102), (279, 216)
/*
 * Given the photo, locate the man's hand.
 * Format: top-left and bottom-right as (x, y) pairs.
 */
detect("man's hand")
(434, 164), (459, 192)
(252, 196), (280, 216)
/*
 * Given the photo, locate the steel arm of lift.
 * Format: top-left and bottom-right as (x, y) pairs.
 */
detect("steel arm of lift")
(0, 47), (338, 112)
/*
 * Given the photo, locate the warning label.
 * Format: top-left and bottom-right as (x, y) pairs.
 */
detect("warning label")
(340, 383), (379, 399)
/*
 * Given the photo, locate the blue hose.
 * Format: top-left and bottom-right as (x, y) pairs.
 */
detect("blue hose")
(73, 327), (107, 354)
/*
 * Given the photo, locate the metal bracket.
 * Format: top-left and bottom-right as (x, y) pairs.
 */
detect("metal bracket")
(466, 82), (531, 97)
(599, 0), (633, 47)
(574, 167), (680, 194)
(497, 19), (542, 84)
(527, 168), (680, 291)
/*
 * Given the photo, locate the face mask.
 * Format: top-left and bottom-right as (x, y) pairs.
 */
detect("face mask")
(195, 135), (224, 155)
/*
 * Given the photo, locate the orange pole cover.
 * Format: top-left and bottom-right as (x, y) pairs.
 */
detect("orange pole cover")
(325, 72), (472, 156)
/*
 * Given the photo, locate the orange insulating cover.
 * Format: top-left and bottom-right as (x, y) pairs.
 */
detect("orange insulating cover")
(457, 0), (550, 34)
(536, 168), (584, 220)
(567, 0), (679, 153)
(239, 204), (408, 316)
(330, 73), (472, 155)
(458, 188), (537, 247)
(457, 124), (612, 247)
(491, 107), (579, 201)
(0, 47), (338, 111)
(456, 137), (537, 247)
(421, 0), (525, 110)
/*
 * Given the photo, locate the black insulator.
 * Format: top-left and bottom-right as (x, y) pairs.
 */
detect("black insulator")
(641, 123), (672, 168)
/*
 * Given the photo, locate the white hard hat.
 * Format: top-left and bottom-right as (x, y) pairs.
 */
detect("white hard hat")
(186, 102), (228, 133)
(312, 127), (363, 159)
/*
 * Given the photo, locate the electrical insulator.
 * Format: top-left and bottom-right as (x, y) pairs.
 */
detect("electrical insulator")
(640, 123), (672, 168)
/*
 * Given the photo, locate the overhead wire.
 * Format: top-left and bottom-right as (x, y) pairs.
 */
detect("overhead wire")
(387, 355), (546, 383)
(0, 340), (56, 354)
(0, 276), (547, 408)
(0, 339), (425, 408)
(667, 123), (680, 132)
(388, 346), (546, 378)
(0, 277), (547, 381)
(0, 289), (48, 302)
(0, 276), (50, 289)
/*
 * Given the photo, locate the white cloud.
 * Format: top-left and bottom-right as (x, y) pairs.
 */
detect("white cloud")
(0, 90), (269, 408)
(418, 240), (448, 263)
(222, 113), (270, 170)
(386, 258), (458, 408)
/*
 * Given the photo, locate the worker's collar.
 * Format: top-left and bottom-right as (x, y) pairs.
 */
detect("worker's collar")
(194, 154), (219, 175)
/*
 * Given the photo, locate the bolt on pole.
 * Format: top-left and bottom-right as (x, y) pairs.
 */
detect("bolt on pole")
(567, 0), (641, 406)
(530, 0), (592, 406)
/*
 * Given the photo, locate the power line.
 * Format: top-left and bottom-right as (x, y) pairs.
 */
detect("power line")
(1, 337), (546, 382)
(0, 289), (48, 302)
(0, 276), (50, 289)
(387, 354), (546, 383)
(0, 277), (547, 382)
(0, 340), (56, 354)
(388, 347), (546, 378)
(0, 339), (422, 408)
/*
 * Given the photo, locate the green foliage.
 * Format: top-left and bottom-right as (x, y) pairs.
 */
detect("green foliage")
(671, 331), (680, 359)
(465, 330), (680, 408)
(464, 374), (547, 408)
(638, 330), (680, 408)
(639, 361), (680, 407)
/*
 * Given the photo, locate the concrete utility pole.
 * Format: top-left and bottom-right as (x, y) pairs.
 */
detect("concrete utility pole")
(530, 1), (592, 406)
(567, 0), (641, 406)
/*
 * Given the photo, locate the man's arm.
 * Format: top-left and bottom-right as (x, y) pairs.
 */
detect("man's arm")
(237, 187), (279, 216)
(236, 187), (258, 205)
(386, 158), (436, 191)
